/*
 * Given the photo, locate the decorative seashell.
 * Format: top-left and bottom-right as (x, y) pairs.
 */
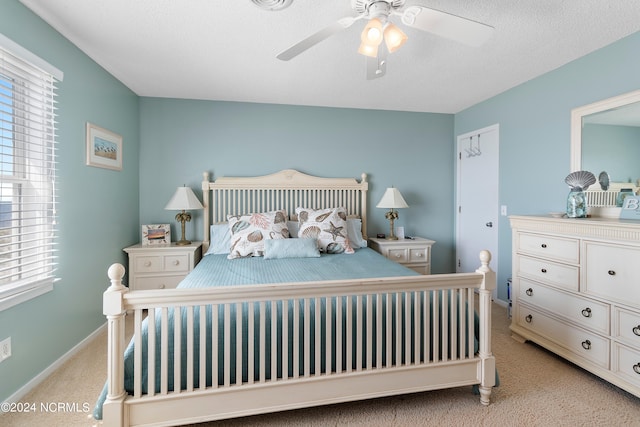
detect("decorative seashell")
(274, 211), (286, 224)
(301, 226), (321, 238)
(565, 171), (596, 191)
(315, 212), (331, 222)
(247, 230), (264, 242)
(231, 220), (250, 234)
(337, 210), (347, 221)
(326, 243), (345, 254)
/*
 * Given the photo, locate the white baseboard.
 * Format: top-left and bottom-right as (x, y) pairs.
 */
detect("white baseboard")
(3, 322), (106, 403)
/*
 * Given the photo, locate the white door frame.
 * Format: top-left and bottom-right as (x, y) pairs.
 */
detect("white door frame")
(455, 124), (499, 300)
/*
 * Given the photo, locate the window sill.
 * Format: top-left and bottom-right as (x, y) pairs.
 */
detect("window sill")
(0, 281), (54, 312)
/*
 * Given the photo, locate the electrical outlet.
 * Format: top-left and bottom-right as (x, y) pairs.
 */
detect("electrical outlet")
(501, 205), (508, 216)
(0, 337), (11, 362)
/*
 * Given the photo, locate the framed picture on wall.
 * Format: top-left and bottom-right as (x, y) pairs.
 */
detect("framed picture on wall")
(86, 122), (123, 171)
(142, 224), (171, 245)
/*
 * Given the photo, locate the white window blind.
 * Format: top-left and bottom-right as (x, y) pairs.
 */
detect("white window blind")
(0, 34), (63, 311)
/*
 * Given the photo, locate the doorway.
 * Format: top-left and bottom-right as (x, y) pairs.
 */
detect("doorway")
(455, 124), (499, 300)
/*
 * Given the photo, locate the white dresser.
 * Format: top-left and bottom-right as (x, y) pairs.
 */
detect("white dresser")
(510, 215), (640, 397)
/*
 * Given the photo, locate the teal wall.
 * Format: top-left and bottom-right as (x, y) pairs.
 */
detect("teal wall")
(0, 1), (140, 401)
(455, 31), (640, 301)
(138, 99), (456, 273)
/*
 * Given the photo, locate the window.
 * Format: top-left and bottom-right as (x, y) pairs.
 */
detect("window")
(0, 34), (63, 311)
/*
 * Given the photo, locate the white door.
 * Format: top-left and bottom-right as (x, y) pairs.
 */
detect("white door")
(456, 124), (499, 299)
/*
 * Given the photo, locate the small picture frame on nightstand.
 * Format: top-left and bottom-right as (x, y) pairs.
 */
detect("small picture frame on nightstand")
(142, 224), (171, 245)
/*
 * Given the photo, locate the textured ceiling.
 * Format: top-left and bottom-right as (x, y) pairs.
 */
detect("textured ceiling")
(19, 0), (640, 113)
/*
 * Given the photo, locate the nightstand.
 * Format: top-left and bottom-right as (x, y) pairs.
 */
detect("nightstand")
(123, 242), (202, 290)
(368, 237), (435, 275)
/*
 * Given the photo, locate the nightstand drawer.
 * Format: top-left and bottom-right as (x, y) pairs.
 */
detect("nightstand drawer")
(409, 247), (429, 263)
(164, 254), (190, 272)
(135, 255), (163, 273)
(387, 248), (408, 263)
(136, 275), (184, 290)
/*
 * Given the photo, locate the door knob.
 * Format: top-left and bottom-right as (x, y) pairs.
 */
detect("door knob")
(485, 222), (493, 228)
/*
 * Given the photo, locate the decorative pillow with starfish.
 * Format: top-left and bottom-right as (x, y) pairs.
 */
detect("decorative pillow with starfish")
(295, 207), (354, 254)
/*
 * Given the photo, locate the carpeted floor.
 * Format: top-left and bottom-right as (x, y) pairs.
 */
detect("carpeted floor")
(2, 302), (639, 426)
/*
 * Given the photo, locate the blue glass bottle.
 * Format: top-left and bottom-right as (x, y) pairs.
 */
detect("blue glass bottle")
(566, 189), (586, 218)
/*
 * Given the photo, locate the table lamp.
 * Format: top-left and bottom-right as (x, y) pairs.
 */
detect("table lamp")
(376, 187), (409, 240)
(164, 185), (203, 245)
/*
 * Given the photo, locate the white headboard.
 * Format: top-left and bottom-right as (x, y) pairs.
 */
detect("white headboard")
(201, 169), (369, 252)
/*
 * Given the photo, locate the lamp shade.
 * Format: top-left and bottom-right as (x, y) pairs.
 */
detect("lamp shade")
(376, 187), (409, 209)
(164, 186), (204, 210)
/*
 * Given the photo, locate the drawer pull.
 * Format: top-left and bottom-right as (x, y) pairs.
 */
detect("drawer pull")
(159, 284), (165, 289)
(634, 363), (640, 375)
(541, 268), (547, 273)
(581, 340), (591, 350)
(395, 254), (402, 259)
(581, 308), (592, 318)
(525, 314), (533, 323)
(144, 261), (152, 267)
(608, 270), (616, 276)
(541, 243), (547, 248)
(525, 288), (533, 296)
(173, 260), (180, 266)
(633, 326), (640, 336)
(416, 253), (423, 257)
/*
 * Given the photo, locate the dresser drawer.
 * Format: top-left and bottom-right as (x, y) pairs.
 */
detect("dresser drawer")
(614, 307), (640, 349)
(135, 275), (184, 290)
(517, 255), (579, 292)
(583, 242), (640, 305)
(518, 278), (609, 335)
(612, 343), (640, 388)
(516, 304), (610, 368)
(518, 232), (579, 264)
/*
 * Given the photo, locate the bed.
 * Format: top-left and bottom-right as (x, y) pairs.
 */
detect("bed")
(96, 169), (496, 427)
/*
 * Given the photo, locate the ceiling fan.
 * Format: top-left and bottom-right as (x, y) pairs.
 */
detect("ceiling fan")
(276, 0), (494, 79)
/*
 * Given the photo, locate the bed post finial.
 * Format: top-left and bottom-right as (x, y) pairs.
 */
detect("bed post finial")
(107, 263), (126, 291)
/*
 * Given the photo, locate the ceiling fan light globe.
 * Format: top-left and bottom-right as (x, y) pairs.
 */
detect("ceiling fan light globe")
(361, 18), (384, 45)
(384, 23), (408, 53)
(358, 41), (379, 57)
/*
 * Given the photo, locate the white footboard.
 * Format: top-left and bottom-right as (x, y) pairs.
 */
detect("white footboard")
(101, 251), (495, 427)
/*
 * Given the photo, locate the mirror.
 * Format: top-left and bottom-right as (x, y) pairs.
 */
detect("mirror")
(571, 89), (640, 182)
(570, 89), (640, 214)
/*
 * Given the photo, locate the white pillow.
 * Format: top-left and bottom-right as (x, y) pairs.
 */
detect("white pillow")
(347, 218), (367, 248)
(204, 223), (232, 255)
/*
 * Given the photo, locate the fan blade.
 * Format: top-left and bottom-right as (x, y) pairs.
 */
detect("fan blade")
(400, 6), (494, 47)
(366, 45), (387, 80)
(277, 16), (359, 61)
